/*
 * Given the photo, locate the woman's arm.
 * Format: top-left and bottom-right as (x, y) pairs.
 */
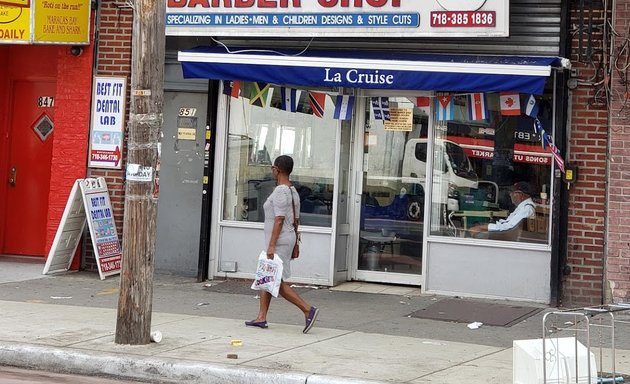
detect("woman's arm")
(267, 216), (285, 259)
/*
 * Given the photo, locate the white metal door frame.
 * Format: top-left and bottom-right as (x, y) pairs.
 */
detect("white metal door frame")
(348, 89), (429, 286)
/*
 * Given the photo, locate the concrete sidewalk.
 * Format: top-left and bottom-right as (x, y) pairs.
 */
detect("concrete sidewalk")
(0, 265), (629, 383)
(0, 300), (512, 383)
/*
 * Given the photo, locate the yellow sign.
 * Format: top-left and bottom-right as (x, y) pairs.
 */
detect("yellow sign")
(33, 0), (90, 43)
(0, 4), (30, 42)
(565, 169), (573, 180)
(384, 108), (414, 132)
(177, 128), (197, 141)
(0, 0), (29, 7)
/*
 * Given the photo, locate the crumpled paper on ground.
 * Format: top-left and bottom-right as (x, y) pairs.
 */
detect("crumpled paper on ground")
(467, 321), (483, 329)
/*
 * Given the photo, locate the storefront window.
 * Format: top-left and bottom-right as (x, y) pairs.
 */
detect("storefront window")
(359, 96), (428, 273)
(429, 92), (554, 243)
(222, 82), (338, 227)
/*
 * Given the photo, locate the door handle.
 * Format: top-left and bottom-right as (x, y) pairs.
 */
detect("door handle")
(8, 166), (16, 186)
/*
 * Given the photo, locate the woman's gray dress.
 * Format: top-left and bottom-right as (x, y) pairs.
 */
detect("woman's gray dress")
(263, 184), (300, 280)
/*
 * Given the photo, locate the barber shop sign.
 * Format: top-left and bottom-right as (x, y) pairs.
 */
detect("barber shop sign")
(166, 0), (509, 37)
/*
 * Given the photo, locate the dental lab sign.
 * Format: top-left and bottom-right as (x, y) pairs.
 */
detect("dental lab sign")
(88, 76), (126, 169)
(166, 0), (509, 37)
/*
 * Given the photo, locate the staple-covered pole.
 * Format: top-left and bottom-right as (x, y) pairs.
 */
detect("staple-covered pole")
(115, 0), (165, 345)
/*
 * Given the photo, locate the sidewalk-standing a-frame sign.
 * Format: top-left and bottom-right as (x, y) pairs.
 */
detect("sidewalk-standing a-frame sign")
(43, 177), (122, 280)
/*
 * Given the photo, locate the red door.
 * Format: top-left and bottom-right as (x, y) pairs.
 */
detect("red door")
(1, 81), (56, 257)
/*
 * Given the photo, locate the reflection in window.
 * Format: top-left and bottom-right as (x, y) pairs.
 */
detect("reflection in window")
(359, 97), (427, 274)
(222, 82), (338, 227)
(429, 92), (554, 244)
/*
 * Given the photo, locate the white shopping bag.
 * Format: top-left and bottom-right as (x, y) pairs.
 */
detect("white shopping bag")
(250, 251), (283, 297)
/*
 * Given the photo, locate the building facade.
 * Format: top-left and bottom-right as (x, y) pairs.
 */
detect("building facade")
(0, 0), (94, 271)
(168, 0), (568, 303)
(2, 0), (628, 307)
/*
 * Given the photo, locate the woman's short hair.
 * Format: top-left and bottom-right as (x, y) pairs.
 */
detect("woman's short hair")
(274, 155), (294, 174)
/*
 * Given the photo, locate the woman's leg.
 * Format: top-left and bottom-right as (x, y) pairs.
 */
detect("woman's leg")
(254, 290), (272, 322)
(279, 282), (310, 316)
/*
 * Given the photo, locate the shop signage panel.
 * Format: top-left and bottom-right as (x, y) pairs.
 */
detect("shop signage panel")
(180, 49), (559, 95)
(0, 0), (29, 6)
(88, 76), (127, 169)
(0, 3), (30, 43)
(166, 0), (509, 38)
(33, 0), (91, 43)
(0, 0), (90, 44)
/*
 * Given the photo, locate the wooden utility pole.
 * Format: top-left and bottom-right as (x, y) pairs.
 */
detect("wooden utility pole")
(115, 0), (165, 345)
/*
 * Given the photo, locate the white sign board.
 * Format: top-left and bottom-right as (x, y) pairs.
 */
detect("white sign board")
(88, 76), (126, 169)
(42, 181), (86, 276)
(44, 177), (122, 280)
(166, 0), (509, 37)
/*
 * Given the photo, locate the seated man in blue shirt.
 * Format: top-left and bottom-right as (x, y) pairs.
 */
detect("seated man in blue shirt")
(468, 181), (536, 236)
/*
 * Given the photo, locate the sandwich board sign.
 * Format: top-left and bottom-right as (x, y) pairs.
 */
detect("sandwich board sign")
(43, 177), (122, 280)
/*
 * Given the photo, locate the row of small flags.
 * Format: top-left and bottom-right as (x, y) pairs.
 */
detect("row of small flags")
(225, 80), (543, 121)
(426, 92), (540, 122)
(224, 80), (564, 172)
(224, 80), (355, 120)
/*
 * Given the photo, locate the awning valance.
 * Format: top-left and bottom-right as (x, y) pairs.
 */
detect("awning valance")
(178, 47), (567, 95)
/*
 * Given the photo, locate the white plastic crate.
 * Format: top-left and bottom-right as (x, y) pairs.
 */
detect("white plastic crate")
(513, 337), (597, 384)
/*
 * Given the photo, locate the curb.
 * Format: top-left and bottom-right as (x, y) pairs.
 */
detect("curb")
(0, 341), (389, 384)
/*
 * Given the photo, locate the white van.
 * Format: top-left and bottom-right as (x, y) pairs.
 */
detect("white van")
(402, 138), (478, 211)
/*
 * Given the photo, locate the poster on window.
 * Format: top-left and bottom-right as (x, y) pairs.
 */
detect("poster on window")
(88, 76), (126, 169)
(384, 108), (413, 131)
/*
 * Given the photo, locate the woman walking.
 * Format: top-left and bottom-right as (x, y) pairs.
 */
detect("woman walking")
(245, 155), (319, 334)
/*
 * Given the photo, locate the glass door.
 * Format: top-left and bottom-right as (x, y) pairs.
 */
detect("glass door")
(353, 95), (429, 285)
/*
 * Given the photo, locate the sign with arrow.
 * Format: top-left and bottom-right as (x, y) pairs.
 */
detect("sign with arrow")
(88, 76), (126, 169)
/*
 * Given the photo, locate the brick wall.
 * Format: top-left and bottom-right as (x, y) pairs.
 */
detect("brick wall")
(45, 45), (94, 263)
(83, 0), (133, 271)
(607, 0), (630, 303)
(562, 2), (608, 306)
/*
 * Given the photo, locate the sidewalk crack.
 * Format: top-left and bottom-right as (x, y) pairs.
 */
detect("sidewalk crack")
(404, 347), (510, 382)
(236, 329), (356, 365)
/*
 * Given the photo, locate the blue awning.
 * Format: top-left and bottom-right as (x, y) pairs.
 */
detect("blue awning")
(178, 47), (567, 95)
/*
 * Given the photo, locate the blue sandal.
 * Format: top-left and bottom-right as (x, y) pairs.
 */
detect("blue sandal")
(245, 320), (268, 329)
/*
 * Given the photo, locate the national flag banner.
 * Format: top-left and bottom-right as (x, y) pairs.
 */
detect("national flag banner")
(533, 118), (543, 134)
(415, 96), (431, 108)
(222, 80), (240, 98)
(467, 93), (488, 121)
(552, 148), (566, 173)
(416, 96), (430, 107)
(500, 92), (521, 116)
(250, 82), (271, 108)
(371, 97), (390, 121)
(333, 95), (355, 120)
(525, 94), (540, 117)
(532, 117), (566, 173)
(280, 87), (301, 113)
(309, 91), (326, 118)
(435, 95), (454, 121)
(413, 96), (431, 115)
(547, 139), (566, 173)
